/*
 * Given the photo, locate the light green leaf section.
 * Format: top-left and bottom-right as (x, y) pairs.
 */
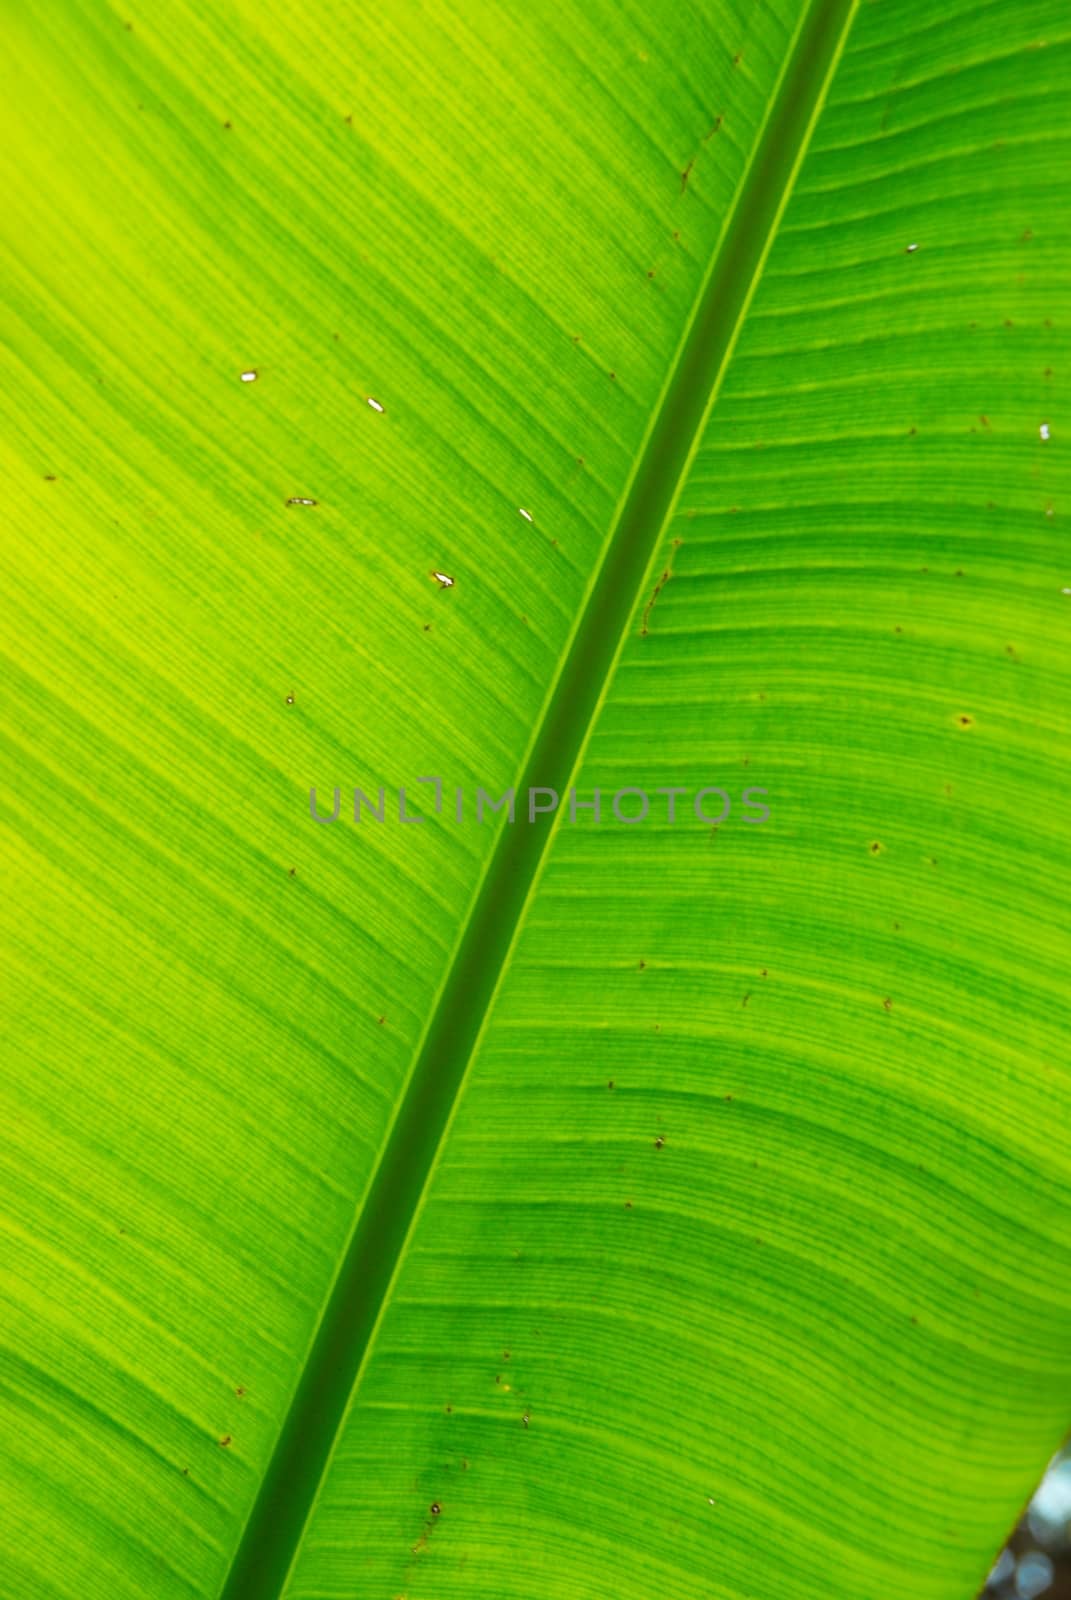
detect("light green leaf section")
(0, 0), (1068, 1598)
(0, 1), (804, 1595)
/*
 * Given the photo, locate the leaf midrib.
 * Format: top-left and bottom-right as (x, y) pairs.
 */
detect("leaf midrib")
(221, 1), (857, 1592)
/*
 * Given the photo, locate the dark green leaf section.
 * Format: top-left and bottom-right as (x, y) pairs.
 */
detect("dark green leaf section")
(220, 0), (856, 1592)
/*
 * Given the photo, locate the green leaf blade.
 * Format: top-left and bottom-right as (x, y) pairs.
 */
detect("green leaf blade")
(1, 1), (1068, 1598)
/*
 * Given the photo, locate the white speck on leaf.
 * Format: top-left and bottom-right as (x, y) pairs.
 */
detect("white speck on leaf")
(431, 571), (455, 589)
(1040, 422), (1051, 441)
(905, 243), (918, 253)
(518, 507), (533, 523)
(367, 396), (385, 413)
(287, 497), (317, 506)
(240, 370), (258, 383)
